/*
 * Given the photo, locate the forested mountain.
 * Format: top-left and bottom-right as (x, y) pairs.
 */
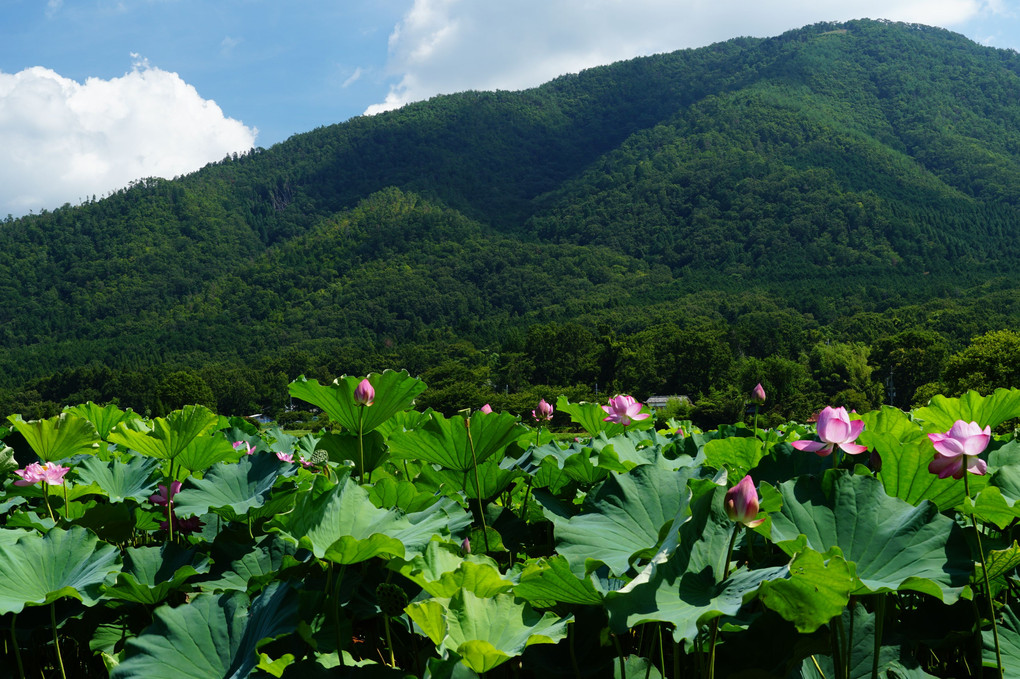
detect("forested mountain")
(3, 18), (1020, 422)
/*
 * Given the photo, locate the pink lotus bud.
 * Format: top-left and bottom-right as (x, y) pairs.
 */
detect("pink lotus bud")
(532, 398), (554, 423)
(724, 475), (765, 527)
(354, 378), (375, 407)
(751, 383), (766, 405)
(480, 404), (493, 414)
(461, 537), (471, 554)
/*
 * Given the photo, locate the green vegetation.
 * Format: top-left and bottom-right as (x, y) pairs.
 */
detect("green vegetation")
(2, 19), (1020, 421)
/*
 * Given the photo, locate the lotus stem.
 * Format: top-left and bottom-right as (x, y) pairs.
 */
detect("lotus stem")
(465, 417), (490, 553)
(357, 405), (367, 483)
(964, 473), (1003, 677)
(708, 525), (741, 679)
(11, 613), (24, 679)
(50, 602), (66, 679)
(383, 616), (395, 667)
(612, 632), (626, 679)
(872, 593), (885, 679)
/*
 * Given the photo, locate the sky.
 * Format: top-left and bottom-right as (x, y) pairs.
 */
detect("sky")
(0, 0), (1018, 218)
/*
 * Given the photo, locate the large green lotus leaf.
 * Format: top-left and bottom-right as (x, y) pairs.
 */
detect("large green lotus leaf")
(526, 440), (609, 486)
(418, 456), (523, 499)
(175, 434), (241, 474)
(859, 407), (965, 510)
(394, 541), (512, 599)
(604, 487), (787, 646)
(75, 454), (161, 503)
(0, 526), (121, 614)
(514, 555), (604, 605)
(108, 405), (220, 462)
(549, 464), (698, 576)
(111, 581), (298, 679)
(271, 474), (465, 564)
(993, 464), (1020, 502)
(915, 388), (1020, 432)
(757, 548), (853, 632)
(0, 445), (18, 475)
(288, 370), (427, 434)
(593, 430), (679, 473)
(7, 412), (99, 461)
(173, 454), (297, 520)
(66, 402), (139, 441)
(796, 602), (937, 679)
(443, 590), (572, 674)
(105, 543), (212, 604)
(315, 430), (387, 477)
(966, 486), (1020, 530)
(703, 436), (765, 478)
(978, 540), (1020, 597)
(388, 411), (527, 471)
(984, 604), (1020, 677)
(368, 477), (441, 513)
(555, 396), (654, 438)
(768, 472), (973, 602)
(199, 535), (301, 593)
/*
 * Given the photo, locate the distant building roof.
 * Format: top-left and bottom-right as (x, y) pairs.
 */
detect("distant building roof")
(647, 395), (690, 409)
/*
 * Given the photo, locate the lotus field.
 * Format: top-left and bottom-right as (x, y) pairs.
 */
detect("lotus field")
(3, 370), (1020, 678)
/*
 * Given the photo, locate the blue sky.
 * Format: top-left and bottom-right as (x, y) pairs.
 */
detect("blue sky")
(1, 0), (1018, 217)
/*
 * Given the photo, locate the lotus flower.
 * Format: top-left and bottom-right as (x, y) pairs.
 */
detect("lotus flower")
(354, 378), (375, 407)
(480, 404), (493, 414)
(927, 420), (990, 479)
(150, 481), (182, 506)
(276, 452), (294, 463)
(233, 440), (256, 455)
(750, 383), (766, 405)
(532, 398), (554, 423)
(724, 475), (764, 527)
(791, 406), (867, 457)
(14, 462), (69, 486)
(160, 515), (204, 535)
(601, 394), (651, 426)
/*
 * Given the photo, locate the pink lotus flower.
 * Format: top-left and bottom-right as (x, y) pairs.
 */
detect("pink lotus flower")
(791, 406), (867, 457)
(724, 475), (765, 527)
(14, 462), (70, 486)
(927, 420), (991, 479)
(354, 378), (375, 407)
(751, 383), (766, 405)
(532, 398), (554, 423)
(150, 481), (182, 507)
(233, 441), (256, 455)
(276, 452), (294, 463)
(480, 404), (493, 414)
(602, 395), (651, 426)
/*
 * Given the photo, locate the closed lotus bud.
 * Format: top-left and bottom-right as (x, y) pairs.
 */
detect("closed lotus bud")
(354, 378), (375, 406)
(724, 475), (765, 527)
(480, 404), (493, 414)
(751, 383), (766, 405)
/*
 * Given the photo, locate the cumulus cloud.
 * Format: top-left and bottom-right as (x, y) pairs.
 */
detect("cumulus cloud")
(366, 0), (1002, 114)
(0, 60), (256, 217)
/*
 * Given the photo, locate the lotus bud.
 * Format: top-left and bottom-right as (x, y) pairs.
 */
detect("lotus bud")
(354, 378), (375, 407)
(480, 404), (493, 414)
(724, 475), (765, 527)
(532, 398), (554, 423)
(751, 383), (766, 405)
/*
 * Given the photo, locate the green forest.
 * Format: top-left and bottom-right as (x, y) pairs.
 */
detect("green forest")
(2, 19), (1020, 425)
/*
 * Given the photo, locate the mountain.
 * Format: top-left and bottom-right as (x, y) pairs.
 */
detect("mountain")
(2, 19), (1020, 419)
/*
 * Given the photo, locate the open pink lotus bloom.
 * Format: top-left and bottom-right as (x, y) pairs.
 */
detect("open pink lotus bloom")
(927, 420), (990, 479)
(354, 378), (375, 407)
(14, 462), (69, 486)
(602, 395), (651, 426)
(150, 481), (182, 506)
(532, 398), (554, 423)
(724, 475), (765, 527)
(791, 406), (867, 457)
(233, 441), (256, 455)
(276, 452), (295, 463)
(479, 404), (493, 414)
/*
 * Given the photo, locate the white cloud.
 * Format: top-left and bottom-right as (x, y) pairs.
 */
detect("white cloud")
(366, 0), (1003, 114)
(0, 61), (256, 217)
(343, 66), (364, 88)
